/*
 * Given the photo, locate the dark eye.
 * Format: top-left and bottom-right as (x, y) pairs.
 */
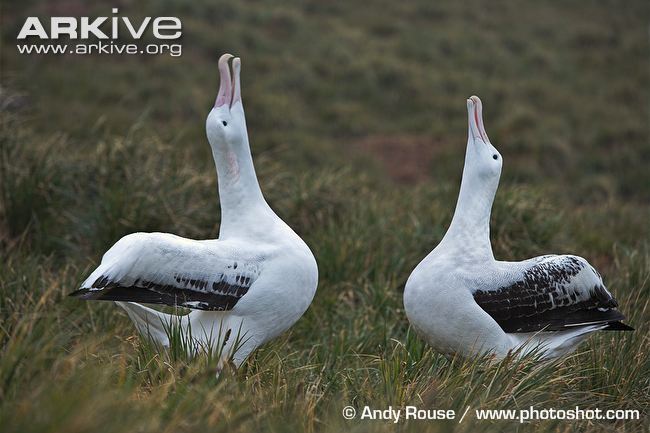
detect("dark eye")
(493, 154), (498, 160)
(222, 121), (228, 126)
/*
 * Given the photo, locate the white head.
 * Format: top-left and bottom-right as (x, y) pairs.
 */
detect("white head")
(439, 96), (502, 255)
(463, 95), (502, 192)
(206, 53), (247, 154)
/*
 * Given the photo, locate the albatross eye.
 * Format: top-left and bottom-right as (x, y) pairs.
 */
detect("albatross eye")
(493, 154), (498, 160)
(222, 121), (228, 126)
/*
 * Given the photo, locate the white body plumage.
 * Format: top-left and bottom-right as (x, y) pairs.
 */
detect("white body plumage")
(72, 54), (318, 369)
(404, 96), (631, 359)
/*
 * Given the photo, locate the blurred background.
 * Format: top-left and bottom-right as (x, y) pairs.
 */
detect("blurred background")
(1, 1), (648, 432)
(2, 0), (648, 256)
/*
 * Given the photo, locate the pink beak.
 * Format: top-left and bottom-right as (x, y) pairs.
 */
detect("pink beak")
(215, 53), (234, 108)
(215, 53), (243, 108)
(468, 95), (490, 143)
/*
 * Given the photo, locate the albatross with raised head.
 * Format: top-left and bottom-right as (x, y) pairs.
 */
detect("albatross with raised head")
(71, 54), (318, 370)
(404, 96), (632, 359)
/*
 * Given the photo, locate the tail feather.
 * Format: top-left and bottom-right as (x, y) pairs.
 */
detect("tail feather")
(114, 301), (176, 347)
(511, 324), (605, 359)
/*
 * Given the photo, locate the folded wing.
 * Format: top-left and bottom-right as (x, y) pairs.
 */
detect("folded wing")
(70, 232), (262, 311)
(473, 255), (633, 333)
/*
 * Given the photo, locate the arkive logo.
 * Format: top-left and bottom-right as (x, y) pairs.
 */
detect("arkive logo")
(16, 8), (183, 57)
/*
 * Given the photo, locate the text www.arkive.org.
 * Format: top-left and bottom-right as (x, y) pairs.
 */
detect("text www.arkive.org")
(15, 9), (182, 57)
(16, 42), (181, 57)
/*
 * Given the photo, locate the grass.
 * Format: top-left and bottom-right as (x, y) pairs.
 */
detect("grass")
(1, 0), (649, 431)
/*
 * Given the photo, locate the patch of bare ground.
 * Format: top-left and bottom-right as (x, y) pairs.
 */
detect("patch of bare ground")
(353, 135), (447, 184)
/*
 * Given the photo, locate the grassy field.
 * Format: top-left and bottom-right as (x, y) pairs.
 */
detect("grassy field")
(1, 0), (649, 431)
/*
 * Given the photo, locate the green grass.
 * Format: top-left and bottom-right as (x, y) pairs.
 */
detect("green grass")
(1, 0), (649, 431)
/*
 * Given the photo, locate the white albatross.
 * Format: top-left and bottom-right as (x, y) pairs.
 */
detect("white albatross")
(403, 96), (633, 359)
(70, 54), (318, 370)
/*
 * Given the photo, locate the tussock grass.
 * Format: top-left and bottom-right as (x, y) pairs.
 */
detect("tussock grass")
(1, 0), (649, 431)
(0, 113), (647, 431)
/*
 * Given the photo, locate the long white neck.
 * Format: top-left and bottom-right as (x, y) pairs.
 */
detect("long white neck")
(437, 154), (498, 261)
(210, 132), (276, 238)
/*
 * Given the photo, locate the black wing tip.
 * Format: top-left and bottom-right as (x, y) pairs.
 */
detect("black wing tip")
(603, 321), (634, 331)
(69, 285), (164, 304)
(69, 288), (92, 298)
(69, 287), (117, 301)
(68, 284), (242, 311)
(493, 308), (631, 333)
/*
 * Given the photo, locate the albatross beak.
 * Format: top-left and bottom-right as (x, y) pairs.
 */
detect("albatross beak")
(215, 53), (234, 108)
(467, 95), (490, 144)
(231, 57), (242, 107)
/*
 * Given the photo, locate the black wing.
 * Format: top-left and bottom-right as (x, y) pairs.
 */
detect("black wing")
(70, 271), (256, 311)
(473, 255), (633, 333)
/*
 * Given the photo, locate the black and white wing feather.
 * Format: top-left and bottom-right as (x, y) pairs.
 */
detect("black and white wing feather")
(70, 232), (262, 311)
(473, 255), (632, 333)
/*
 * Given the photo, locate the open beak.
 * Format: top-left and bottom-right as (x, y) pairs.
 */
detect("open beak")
(214, 53), (243, 109)
(467, 95), (490, 144)
(215, 53), (234, 108)
(231, 57), (242, 106)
